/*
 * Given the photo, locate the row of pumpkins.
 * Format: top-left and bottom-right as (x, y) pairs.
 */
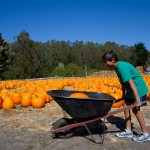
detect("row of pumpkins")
(0, 75), (150, 109)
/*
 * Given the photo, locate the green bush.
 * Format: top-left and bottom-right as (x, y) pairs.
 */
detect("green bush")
(49, 63), (86, 77)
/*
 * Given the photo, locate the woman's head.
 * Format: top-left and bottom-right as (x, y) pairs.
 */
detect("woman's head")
(102, 51), (119, 68)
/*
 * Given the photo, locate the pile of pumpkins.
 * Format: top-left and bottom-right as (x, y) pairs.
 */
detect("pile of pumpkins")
(0, 75), (150, 109)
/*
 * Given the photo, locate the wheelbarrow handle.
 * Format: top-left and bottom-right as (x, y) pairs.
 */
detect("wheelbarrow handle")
(53, 102), (146, 134)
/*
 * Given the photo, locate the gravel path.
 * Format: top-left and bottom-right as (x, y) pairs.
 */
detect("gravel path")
(0, 101), (150, 150)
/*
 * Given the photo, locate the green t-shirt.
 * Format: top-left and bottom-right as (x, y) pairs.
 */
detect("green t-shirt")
(115, 61), (149, 99)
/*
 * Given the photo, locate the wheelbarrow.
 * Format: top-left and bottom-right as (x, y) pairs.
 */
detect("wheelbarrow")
(47, 90), (144, 144)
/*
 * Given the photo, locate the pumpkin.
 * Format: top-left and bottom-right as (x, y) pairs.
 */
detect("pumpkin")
(21, 93), (32, 107)
(69, 92), (89, 98)
(31, 96), (45, 108)
(147, 93), (150, 101)
(45, 94), (53, 103)
(0, 96), (3, 108)
(8, 82), (14, 89)
(11, 92), (22, 104)
(29, 85), (37, 93)
(112, 100), (124, 108)
(2, 96), (15, 109)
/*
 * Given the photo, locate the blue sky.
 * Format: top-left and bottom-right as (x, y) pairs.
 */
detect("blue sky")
(1, 0), (150, 50)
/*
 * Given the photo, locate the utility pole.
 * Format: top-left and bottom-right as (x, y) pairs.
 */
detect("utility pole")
(85, 64), (87, 77)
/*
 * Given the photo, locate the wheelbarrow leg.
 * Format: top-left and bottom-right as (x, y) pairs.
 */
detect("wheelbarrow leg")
(82, 118), (106, 144)
(82, 124), (103, 144)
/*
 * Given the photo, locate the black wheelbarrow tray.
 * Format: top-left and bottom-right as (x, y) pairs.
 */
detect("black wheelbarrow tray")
(47, 90), (142, 144)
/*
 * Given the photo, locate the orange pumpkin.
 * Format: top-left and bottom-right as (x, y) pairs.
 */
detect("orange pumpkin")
(2, 96), (15, 109)
(45, 94), (53, 103)
(37, 92), (47, 103)
(69, 92), (89, 98)
(11, 92), (22, 104)
(147, 93), (150, 101)
(29, 86), (37, 93)
(8, 82), (14, 89)
(112, 100), (124, 108)
(31, 96), (45, 108)
(21, 93), (32, 107)
(0, 96), (3, 108)
(68, 80), (74, 86)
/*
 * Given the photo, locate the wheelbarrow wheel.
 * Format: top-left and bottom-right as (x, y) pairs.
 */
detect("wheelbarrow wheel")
(51, 118), (75, 139)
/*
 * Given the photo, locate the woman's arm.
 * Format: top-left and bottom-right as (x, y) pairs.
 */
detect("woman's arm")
(128, 79), (141, 106)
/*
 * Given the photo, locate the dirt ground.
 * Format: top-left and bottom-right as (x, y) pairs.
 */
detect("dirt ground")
(0, 98), (150, 150)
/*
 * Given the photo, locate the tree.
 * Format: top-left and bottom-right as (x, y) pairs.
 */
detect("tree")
(64, 63), (85, 77)
(9, 31), (46, 79)
(0, 33), (13, 79)
(134, 42), (149, 66)
(2, 30), (143, 78)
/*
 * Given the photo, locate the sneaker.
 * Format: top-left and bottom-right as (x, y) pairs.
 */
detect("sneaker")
(133, 133), (150, 142)
(116, 129), (133, 138)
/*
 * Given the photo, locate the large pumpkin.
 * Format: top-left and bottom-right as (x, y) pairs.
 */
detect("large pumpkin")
(69, 92), (89, 98)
